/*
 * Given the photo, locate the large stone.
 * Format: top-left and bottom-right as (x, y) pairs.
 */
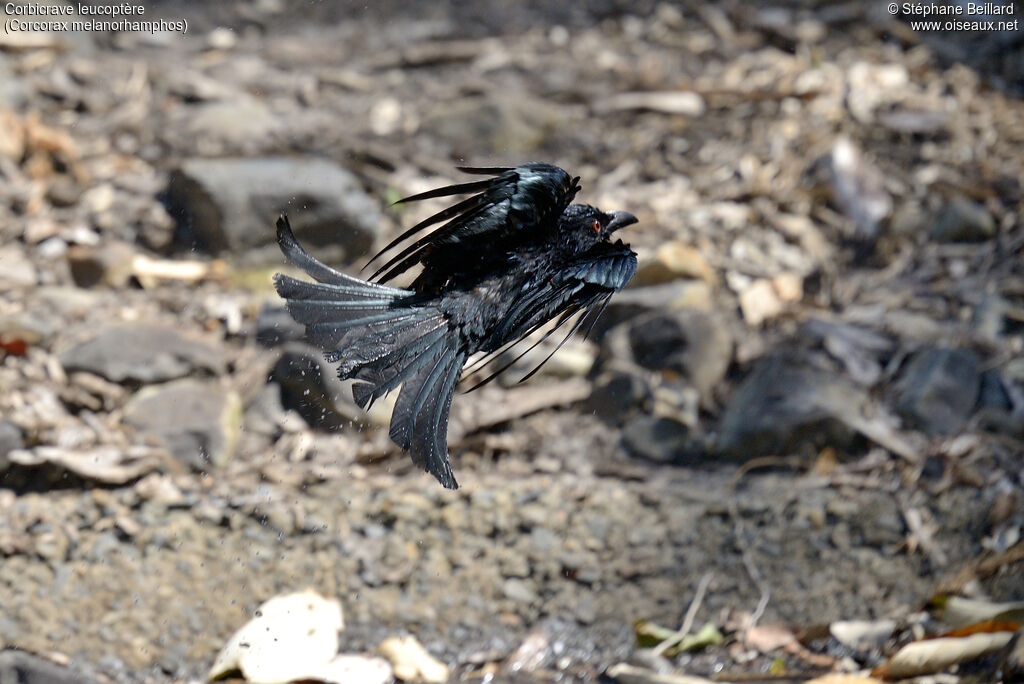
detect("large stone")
(0, 650), (102, 684)
(123, 379), (242, 469)
(164, 157), (381, 260)
(179, 97), (283, 155)
(60, 323), (225, 384)
(622, 415), (697, 464)
(717, 354), (866, 457)
(895, 347), (981, 436)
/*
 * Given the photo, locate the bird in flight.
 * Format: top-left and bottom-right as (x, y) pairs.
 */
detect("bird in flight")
(274, 163), (637, 488)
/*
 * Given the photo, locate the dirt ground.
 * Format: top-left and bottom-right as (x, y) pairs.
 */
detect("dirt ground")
(0, 1), (1022, 683)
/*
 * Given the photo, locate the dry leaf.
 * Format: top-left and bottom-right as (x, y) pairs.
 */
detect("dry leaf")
(605, 663), (718, 684)
(872, 631), (1014, 679)
(928, 595), (1024, 628)
(7, 446), (163, 484)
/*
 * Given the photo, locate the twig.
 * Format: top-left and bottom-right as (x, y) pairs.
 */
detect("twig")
(651, 572), (714, 657)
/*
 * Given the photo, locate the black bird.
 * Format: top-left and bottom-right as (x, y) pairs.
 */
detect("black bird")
(273, 163), (637, 489)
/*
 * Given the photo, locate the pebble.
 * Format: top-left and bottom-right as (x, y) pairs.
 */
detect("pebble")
(0, 245), (37, 290)
(503, 578), (539, 604)
(895, 347), (981, 436)
(622, 415), (692, 463)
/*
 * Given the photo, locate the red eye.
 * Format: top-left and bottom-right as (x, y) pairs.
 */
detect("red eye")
(593, 220), (601, 232)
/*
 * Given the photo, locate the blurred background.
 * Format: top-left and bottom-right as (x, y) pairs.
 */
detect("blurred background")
(0, 1), (1022, 682)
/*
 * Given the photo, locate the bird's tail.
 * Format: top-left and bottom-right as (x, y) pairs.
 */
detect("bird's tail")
(273, 215), (465, 489)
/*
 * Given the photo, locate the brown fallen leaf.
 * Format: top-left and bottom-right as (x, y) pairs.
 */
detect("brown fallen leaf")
(936, 620), (1023, 638)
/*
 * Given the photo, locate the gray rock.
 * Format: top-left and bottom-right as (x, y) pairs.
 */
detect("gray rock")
(979, 370), (1013, 413)
(164, 157), (381, 260)
(123, 379), (242, 469)
(0, 420), (23, 470)
(60, 324), (225, 384)
(179, 98), (283, 155)
(931, 198), (996, 242)
(622, 415), (694, 463)
(717, 354), (864, 456)
(895, 347), (980, 435)
(0, 649), (102, 684)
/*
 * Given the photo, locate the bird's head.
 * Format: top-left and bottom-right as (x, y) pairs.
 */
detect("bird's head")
(558, 204), (637, 252)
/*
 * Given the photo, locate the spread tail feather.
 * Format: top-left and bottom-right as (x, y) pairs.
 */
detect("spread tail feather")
(274, 214), (465, 488)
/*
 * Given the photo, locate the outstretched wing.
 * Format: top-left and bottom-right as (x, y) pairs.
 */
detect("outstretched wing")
(368, 163), (581, 285)
(466, 240), (637, 389)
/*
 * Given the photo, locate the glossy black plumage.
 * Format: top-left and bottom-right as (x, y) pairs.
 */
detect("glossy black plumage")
(274, 163), (637, 489)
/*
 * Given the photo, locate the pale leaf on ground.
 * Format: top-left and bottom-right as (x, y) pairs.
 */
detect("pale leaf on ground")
(6, 446), (164, 484)
(872, 632), (1014, 679)
(208, 590), (344, 683)
(929, 595), (1024, 628)
(605, 663), (722, 684)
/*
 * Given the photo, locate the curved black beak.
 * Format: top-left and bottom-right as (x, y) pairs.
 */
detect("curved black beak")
(607, 211), (638, 233)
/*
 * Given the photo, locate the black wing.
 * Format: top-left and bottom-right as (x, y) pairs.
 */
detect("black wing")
(368, 163), (581, 285)
(466, 240), (637, 389)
